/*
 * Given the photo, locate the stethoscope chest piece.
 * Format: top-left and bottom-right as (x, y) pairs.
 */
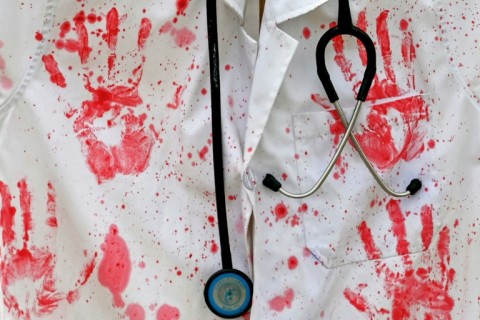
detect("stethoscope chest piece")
(204, 269), (253, 319)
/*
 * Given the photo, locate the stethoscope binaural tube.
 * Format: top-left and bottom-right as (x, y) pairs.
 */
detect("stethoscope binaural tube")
(263, 0), (422, 199)
(204, 0), (253, 318)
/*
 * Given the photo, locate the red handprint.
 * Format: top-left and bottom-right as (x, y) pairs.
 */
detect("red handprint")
(343, 200), (455, 319)
(313, 10), (430, 171)
(0, 179), (97, 319)
(43, 8), (157, 183)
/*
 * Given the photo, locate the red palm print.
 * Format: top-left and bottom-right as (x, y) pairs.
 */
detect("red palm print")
(44, 9), (156, 183)
(312, 10), (430, 171)
(0, 179), (97, 319)
(344, 200), (455, 319)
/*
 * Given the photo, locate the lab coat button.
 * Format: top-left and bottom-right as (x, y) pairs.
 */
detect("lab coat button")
(242, 168), (256, 190)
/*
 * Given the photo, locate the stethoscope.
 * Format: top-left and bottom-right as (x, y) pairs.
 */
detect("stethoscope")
(204, 0), (422, 318)
(262, 0), (423, 199)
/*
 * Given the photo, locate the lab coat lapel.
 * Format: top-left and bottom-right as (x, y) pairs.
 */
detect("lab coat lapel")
(243, 0), (331, 167)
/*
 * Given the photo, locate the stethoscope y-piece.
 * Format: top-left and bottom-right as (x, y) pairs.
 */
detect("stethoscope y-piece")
(263, 0), (422, 199)
(205, 0), (253, 318)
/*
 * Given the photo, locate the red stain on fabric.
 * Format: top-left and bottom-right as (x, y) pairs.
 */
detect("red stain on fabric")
(98, 224), (132, 308)
(302, 27), (311, 39)
(1, 180), (97, 318)
(0, 41), (13, 90)
(157, 304), (180, 320)
(167, 85), (184, 109)
(126, 303), (146, 320)
(287, 256), (298, 270)
(269, 288), (295, 312)
(176, 0), (189, 16)
(35, 31), (44, 41)
(172, 27), (196, 49)
(327, 10), (430, 171)
(274, 203), (288, 221)
(198, 146), (209, 160)
(105, 8), (120, 50)
(42, 54), (67, 88)
(45, 182), (58, 227)
(137, 18), (152, 49)
(347, 201), (455, 319)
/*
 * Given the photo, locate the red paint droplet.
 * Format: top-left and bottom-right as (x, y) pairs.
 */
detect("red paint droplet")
(274, 203), (288, 221)
(126, 303), (146, 320)
(35, 31), (44, 41)
(428, 139), (436, 149)
(302, 27), (311, 39)
(198, 146), (209, 160)
(225, 64), (231, 71)
(201, 88), (207, 95)
(287, 256), (298, 270)
(400, 19), (409, 31)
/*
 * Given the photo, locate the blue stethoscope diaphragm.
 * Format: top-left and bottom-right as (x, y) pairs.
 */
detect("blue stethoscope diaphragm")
(204, 269), (253, 319)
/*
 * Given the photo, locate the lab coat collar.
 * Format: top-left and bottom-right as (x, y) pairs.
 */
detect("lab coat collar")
(223, 0), (246, 21)
(269, 0), (332, 24)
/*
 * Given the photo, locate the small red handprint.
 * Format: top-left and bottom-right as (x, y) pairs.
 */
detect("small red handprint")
(0, 179), (97, 319)
(343, 200), (455, 319)
(44, 8), (157, 183)
(313, 10), (430, 171)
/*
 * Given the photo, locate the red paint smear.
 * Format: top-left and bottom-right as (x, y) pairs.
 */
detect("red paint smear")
(105, 8), (120, 50)
(167, 85), (184, 109)
(357, 221), (381, 259)
(0, 181), (17, 246)
(0, 76), (13, 90)
(332, 30), (356, 82)
(98, 224), (132, 308)
(376, 11), (396, 84)
(287, 256), (298, 270)
(357, 10), (368, 66)
(59, 21), (71, 38)
(18, 180), (33, 246)
(159, 21), (173, 34)
(46, 182), (58, 228)
(386, 200), (409, 255)
(157, 304), (180, 320)
(175, 0), (189, 16)
(42, 54), (67, 88)
(73, 11), (92, 63)
(78, 252), (97, 286)
(173, 27), (196, 49)
(126, 303), (146, 320)
(302, 27), (311, 39)
(420, 205), (433, 250)
(137, 18), (152, 49)
(274, 203), (288, 221)
(343, 288), (373, 314)
(269, 288), (295, 312)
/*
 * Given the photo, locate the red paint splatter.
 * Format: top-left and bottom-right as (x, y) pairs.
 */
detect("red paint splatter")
(287, 256), (298, 270)
(157, 304), (180, 320)
(137, 18), (152, 49)
(211, 241), (219, 254)
(98, 224), (132, 308)
(274, 203), (288, 221)
(176, 0), (189, 16)
(268, 288), (295, 312)
(346, 202), (455, 319)
(302, 27), (311, 39)
(167, 85), (184, 109)
(105, 8), (119, 50)
(45, 182), (57, 228)
(198, 146), (209, 160)
(42, 54), (67, 88)
(1, 180), (96, 318)
(35, 31), (44, 41)
(126, 303), (146, 320)
(173, 27), (196, 49)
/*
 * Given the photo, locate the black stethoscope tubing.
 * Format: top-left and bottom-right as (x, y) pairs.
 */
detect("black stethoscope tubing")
(204, 0), (253, 318)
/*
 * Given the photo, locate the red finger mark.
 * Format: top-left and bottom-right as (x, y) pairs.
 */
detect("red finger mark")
(356, 10), (368, 67)
(137, 18), (152, 50)
(357, 221), (381, 259)
(400, 20), (416, 89)
(331, 22), (357, 82)
(74, 11), (92, 64)
(167, 85), (184, 109)
(269, 288), (295, 312)
(106, 8), (119, 50)
(343, 288), (373, 316)
(376, 11), (396, 84)
(420, 205), (433, 250)
(126, 303), (146, 320)
(437, 227), (455, 284)
(46, 182), (58, 228)
(18, 179), (33, 246)
(42, 54), (67, 88)
(0, 181), (16, 245)
(157, 304), (180, 320)
(98, 224), (132, 308)
(386, 200), (410, 255)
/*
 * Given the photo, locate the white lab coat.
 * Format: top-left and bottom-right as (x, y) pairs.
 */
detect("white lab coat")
(0, 0), (479, 319)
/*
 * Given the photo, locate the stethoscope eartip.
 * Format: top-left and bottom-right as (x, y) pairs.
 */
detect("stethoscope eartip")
(406, 179), (422, 196)
(204, 269), (253, 319)
(263, 174), (282, 192)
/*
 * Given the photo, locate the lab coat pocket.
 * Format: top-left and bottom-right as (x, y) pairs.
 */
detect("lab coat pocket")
(293, 93), (442, 268)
